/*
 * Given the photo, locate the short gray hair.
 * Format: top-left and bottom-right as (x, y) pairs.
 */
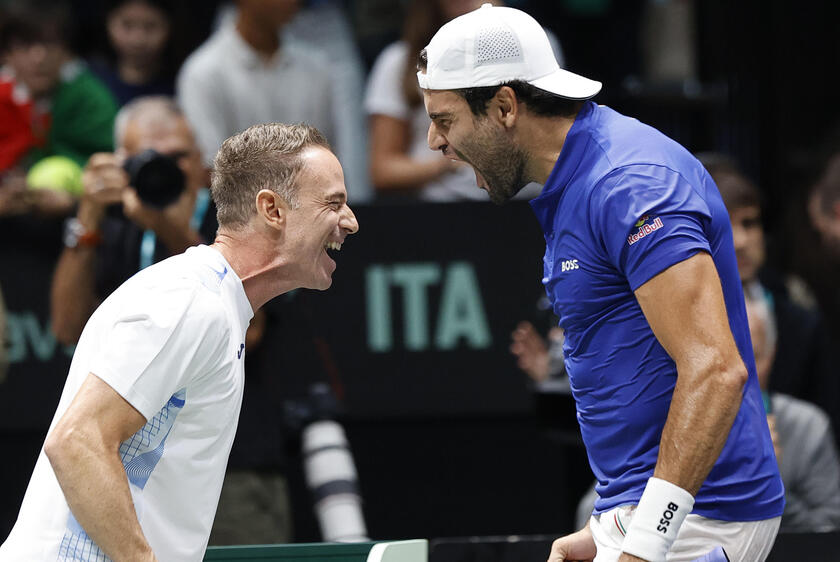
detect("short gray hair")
(114, 96), (183, 147)
(210, 122), (330, 229)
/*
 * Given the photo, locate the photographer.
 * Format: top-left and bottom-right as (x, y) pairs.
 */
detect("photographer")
(50, 95), (215, 346)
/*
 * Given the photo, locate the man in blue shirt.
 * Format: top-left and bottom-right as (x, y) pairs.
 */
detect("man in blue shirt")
(417, 5), (783, 562)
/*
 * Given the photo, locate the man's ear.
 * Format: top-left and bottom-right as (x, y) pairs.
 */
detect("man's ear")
(492, 86), (519, 129)
(255, 189), (286, 231)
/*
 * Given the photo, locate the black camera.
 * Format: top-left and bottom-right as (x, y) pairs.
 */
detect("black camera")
(123, 149), (185, 209)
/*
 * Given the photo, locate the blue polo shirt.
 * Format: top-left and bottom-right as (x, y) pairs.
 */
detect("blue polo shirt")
(530, 101), (784, 521)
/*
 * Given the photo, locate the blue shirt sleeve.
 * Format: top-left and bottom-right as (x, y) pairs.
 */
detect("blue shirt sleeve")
(591, 164), (713, 291)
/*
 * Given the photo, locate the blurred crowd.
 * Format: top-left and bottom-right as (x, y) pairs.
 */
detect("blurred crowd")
(3, 0), (840, 544)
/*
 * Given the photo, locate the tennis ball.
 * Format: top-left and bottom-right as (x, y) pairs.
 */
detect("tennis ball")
(27, 156), (84, 197)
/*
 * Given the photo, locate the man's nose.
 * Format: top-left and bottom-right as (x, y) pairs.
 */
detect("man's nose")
(427, 122), (446, 151)
(341, 205), (359, 235)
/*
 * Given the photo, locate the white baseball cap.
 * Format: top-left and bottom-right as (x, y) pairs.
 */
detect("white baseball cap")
(417, 3), (602, 100)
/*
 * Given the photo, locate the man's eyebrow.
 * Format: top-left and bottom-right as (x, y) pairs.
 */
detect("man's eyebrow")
(327, 192), (347, 203)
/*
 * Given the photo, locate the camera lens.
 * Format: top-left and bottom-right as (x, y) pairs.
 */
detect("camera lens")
(123, 149), (186, 208)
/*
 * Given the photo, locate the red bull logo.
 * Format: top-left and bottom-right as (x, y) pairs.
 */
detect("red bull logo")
(627, 216), (664, 245)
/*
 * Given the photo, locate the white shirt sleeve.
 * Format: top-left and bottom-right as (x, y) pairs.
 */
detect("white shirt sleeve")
(364, 41), (412, 120)
(89, 280), (229, 420)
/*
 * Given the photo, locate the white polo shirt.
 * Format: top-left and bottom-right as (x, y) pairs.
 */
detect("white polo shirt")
(0, 245), (253, 561)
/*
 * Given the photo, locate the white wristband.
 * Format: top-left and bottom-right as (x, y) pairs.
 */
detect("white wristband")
(621, 477), (695, 562)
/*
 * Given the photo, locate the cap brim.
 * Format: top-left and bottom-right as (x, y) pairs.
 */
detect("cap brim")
(530, 68), (602, 100)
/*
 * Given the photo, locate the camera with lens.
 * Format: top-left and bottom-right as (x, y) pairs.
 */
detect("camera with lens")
(123, 149), (185, 208)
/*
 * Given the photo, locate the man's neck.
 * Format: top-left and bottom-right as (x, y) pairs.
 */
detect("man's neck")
(235, 12), (280, 57)
(211, 230), (297, 311)
(521, 113), (577, 185)
(118, 59), (160, 85)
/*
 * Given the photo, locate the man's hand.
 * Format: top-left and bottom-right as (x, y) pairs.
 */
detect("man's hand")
(78, 152), (130, 230)
(547, 526), (597, 562)
(121, 181), (195, 236)
(510, 321), (550, 382)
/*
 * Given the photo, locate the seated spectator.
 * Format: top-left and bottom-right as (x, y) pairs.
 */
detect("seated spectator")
(49, 96), (214, 346)
(698, 152), (839, 439)
(744, 286), (840, 532)
(177, 0), (366, 200)
(88, 0), (176, 107)
(0, 0), (117, 216)
(364, 0), (561, 202)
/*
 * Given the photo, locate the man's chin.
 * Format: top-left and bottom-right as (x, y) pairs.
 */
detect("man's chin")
(488, 184), (523, 206)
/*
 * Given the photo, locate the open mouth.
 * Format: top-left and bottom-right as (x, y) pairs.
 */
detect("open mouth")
(324, 241), (342, 258)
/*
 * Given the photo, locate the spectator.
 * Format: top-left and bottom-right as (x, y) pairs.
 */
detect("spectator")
(0, 0), (117, 216)
(809, 149), (840, 253)
(365, 0), (561, 202)
(698, 152), (839, 438)
(744, 286), (840, 532)
(49, 96), (214, 346)
(177, 1), (366, 201)
(283, 0), (371, 203)
(88, 0), (176, 107)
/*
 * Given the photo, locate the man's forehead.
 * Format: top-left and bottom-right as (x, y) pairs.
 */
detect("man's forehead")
(423, 89), (468, 116)
(125, 116), (193, 149)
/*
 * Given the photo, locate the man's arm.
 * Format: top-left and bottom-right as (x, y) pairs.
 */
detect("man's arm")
(50, 154), (125, 345)
(636, 251), (747, 494)
(618, 252), (748, 562)
(44, 373), (157, 562)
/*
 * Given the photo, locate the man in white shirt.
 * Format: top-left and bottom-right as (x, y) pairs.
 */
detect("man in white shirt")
(0, 122), (359, 561)
(177, 0), (369, 203)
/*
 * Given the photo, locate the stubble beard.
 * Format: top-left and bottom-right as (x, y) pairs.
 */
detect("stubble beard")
(459, 122), (528, 206)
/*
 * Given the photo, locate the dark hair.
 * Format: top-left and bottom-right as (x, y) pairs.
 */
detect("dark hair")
(0, 0), (75, 52)
(417, 48), (583, 118)
(695, 152), (762, 212)
(105, 0), (173, 16)
(455, 81), (582, 118)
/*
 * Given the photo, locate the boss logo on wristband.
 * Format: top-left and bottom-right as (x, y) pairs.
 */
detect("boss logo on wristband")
(657, 502), (680, 533)
(622, 478), (695, 561)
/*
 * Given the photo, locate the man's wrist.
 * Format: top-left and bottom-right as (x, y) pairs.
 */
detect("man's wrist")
(621, 477), (695, 562)
(63, 217), (103, 249)
(76, 200), (104, 232)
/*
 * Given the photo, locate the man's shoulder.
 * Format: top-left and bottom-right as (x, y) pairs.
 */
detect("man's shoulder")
(583, 105), (697, 174)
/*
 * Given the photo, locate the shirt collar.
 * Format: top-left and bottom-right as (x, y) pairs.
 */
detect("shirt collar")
(529, 101), (598, 229)
(195, 244), (254, 329)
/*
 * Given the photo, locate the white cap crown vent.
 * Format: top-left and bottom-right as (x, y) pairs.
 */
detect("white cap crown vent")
(475, 24), (522, 66)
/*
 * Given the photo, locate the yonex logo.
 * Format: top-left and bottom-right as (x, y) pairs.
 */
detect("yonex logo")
(627, 217), (664, 246)
(237, 343), (244, 359)
(561, 259), (579, 272)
